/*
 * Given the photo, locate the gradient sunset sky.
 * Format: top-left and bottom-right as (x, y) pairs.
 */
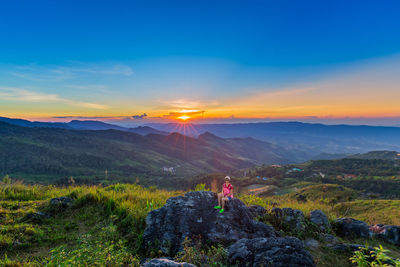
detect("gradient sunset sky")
(1, 0), (400, 126)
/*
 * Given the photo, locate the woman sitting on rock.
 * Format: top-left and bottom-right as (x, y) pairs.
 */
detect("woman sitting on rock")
(214, 176), (234, 213)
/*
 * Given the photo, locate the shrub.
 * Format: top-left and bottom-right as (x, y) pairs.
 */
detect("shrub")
(350, 245), (400, 267)
(195, 183), (209, 191)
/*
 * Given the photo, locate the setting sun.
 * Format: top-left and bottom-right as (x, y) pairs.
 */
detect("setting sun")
(177, 115), (190, 121)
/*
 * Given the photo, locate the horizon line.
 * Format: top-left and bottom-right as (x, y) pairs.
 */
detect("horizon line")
(1, 115), (400, 128)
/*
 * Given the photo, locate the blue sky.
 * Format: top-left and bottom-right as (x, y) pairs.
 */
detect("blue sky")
(1, 0), (400, 125)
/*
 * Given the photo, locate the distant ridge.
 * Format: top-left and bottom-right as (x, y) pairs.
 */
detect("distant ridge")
(0, 116), (72, 129)
(0, 117), (167, 136)
(347, 150), (400, 160)
(67, 120), (127, 131)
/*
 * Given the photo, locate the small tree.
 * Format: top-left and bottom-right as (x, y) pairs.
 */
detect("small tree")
(2, 174), (11, 185)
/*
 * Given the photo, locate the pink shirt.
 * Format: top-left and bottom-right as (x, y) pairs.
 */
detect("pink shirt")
(223, 183), (234, 197)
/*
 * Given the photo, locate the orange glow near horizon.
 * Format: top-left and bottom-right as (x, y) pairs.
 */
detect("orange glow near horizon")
(4, 94), (400, 123)
(3, 55), (400, 124)
(177, 115), (191, 121)
(6, 111), (400, 123)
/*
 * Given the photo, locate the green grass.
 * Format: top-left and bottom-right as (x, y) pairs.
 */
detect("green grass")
(0, 182), (72, 200)
(1, 182), (399, 266)
(0, 182), (180, 266)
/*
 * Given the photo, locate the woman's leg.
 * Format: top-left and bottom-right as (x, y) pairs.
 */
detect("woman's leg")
(222, 197), (228, 209)
(217, 193), (223, 206)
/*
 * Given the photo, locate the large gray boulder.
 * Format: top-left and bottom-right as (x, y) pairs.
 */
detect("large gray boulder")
(375, 225), (400, 246)
(334, 218), (371, 238)
(228, 237), (315, 267)
(272, 207), (306, 231)
(143, 191), (277, 255)
(310, 210), (330, 231)
(141, 258), (196, 267)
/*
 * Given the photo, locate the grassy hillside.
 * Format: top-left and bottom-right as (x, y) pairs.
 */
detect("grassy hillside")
(333, 200), (400, 225)
(1, 181), (400, 266)
(288, 184), (358, 204)
(302, 158), (400, 176)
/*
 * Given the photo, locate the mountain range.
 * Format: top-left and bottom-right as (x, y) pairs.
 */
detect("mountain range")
(148, 122), (400, 155)
(0, 121), (301, 184)
(3, 116), (400, 161)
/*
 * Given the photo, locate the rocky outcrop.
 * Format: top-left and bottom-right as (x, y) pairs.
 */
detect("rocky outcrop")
(143, 191), (277, 255)
(141, 258), (196, 267)
(334, 217), (371, 238)
(50, 197), (73, 208)
(310, 210), (330, 231)
(228, 237), (315, 267)
(272, 207), (306, 231)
